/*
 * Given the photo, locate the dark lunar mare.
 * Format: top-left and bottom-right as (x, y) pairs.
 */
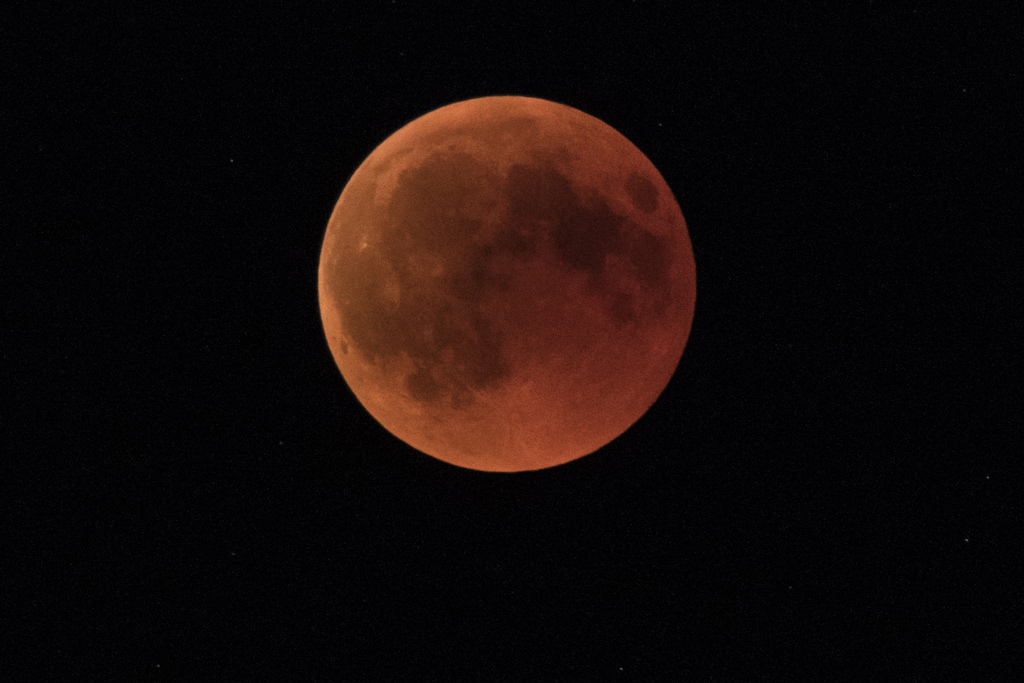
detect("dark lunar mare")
(328, 147), (674, 413)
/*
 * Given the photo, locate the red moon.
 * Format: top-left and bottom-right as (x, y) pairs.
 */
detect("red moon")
(319, 96), (696, 471)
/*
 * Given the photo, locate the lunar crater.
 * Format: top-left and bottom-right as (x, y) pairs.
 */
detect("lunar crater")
(625, 172), (659, 214)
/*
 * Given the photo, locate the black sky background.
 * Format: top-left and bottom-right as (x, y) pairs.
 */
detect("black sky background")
(5, 3), (1020, 679)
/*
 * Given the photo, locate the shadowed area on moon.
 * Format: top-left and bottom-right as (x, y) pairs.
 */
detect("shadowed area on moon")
(324, 147), (673, 413)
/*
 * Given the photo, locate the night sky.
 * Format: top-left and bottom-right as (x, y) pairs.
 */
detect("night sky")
(6, 4), (1018, 679)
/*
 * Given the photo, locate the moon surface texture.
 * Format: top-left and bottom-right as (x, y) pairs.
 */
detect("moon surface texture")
(319, 96), (695, 472)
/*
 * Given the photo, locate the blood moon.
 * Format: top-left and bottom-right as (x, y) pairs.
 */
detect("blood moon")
(318, 96), (696, 472)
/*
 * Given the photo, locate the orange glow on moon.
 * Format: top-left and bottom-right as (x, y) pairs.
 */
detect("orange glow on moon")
(319, 96), (696, 471)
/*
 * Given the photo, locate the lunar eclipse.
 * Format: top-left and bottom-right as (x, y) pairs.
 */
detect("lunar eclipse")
(319, 96), (696, 471)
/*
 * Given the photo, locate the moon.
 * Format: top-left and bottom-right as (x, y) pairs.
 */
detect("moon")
(319, 96), (696, 472)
